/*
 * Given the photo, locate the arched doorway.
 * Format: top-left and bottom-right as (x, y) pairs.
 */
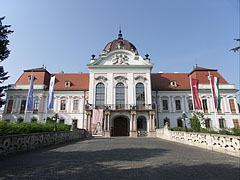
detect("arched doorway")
(113, 117), (128, 136)
(137, 116), (147, 137)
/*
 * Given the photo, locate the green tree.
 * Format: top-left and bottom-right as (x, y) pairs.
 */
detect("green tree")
(0, 17), (13, 107)
(230, 38), (240, 52)
(189, 112), (205, 132)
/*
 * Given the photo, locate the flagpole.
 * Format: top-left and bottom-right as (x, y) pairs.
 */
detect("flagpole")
(209, 71), (217, 129)
(189, 75), (195, 111)
(24, 72), (33, 122)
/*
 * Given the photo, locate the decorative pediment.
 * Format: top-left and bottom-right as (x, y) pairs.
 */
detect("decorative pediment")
(95, 76), (107, 82)
(112, 54), (129, 65)
(135, 76), (147, 82)
(114, 76), (128, 83)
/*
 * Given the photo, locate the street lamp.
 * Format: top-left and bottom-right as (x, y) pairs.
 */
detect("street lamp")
(53, 113), (59, 132)
(182, 111), (188, 132)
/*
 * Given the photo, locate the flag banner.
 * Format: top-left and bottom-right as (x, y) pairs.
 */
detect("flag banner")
(191, 78), (202, 110)
(210, 76), (221, 110)
(92, 109), (103, 136)
(26, 76), (34, 111)
(47, 76), (56, 110)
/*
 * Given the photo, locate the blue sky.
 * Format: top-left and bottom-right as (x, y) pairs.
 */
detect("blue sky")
(0, 0), (239, 97)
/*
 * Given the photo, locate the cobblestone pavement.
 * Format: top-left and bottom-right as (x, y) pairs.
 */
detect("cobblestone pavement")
(0, 137), (239, 180)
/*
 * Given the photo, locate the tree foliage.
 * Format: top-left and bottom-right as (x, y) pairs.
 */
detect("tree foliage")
(230, 38), (240, 52)
(0, 17), (13, 107)
(189, 112), (205, 132)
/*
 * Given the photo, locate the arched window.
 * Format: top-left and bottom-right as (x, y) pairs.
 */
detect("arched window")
(95, 83), (105, 107)
(177, 118), (183, 127)
(116, 83), (125, 108)
(136, 83), (145, 106)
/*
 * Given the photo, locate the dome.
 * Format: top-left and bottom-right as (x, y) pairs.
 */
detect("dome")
(102, 30), (138, 55)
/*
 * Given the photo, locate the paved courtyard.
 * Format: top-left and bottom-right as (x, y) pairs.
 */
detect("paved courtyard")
(0, 137), (239, 180)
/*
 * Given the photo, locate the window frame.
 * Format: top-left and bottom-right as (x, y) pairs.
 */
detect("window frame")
(115, 82), (125, 108)
(73, 99), (79, 111)
(136, 83), (145, 106)
(95, 83), (105, 108)
(6, 100), (14, 114)
(60, 99), (66, 111)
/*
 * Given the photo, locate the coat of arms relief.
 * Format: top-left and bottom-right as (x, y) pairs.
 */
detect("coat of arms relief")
(112, 54), (129, 65)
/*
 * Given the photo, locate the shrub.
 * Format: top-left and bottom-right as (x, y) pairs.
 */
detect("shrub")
(189, 114), (201, 132)
(218, 129), (232, 135)
(232, 128), (240, 136)
(0, 121), (71, 136)
(171, 127), (184, 131)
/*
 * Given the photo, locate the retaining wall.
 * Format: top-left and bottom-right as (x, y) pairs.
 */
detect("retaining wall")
(156, 126), (240, 157)
(0, 129), (86, 156)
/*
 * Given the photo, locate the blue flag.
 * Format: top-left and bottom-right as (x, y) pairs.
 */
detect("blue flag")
(47, 76), (56, 110)
(26, 76), (34, 111)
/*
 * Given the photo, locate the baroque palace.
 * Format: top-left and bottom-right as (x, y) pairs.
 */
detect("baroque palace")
(2, 31), (239, 137)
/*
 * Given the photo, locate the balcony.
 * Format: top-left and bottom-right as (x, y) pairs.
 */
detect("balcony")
(85, 104), (155, 111)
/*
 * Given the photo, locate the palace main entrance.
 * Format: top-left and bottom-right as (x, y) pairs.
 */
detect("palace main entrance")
(113, 117), (129, 136)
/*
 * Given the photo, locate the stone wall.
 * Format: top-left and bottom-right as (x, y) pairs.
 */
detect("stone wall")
(156, 125), (240, 157)
(0, 129), (86, 156)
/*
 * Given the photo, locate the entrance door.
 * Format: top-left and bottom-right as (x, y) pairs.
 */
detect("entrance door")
(114, 117), (128, 136)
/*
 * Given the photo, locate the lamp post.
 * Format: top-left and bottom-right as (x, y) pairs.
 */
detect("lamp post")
(53, 113), (59, 132)
(182, 111), (188, 132)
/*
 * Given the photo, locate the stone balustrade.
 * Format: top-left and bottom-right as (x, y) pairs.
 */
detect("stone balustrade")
(0, 129), (86, 156)
(156, 126), (240, 157)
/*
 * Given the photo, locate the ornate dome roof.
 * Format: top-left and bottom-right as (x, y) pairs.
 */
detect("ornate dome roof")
(102, 30), (138, 55)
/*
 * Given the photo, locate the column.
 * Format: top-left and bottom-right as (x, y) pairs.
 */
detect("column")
(149, 112), (152, 131)
(68, 96), (72, 113)
(107, 113), (110, 131)
(104, 113), (107, 131)
(86, 112), (89, 130)
(134, 113), (137, 131)
(152, 112), (156, 130)
(130, 113), (133, 131)
(182, 96), (186, 112)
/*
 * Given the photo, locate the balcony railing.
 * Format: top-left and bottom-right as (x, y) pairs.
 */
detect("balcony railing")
(85, 104), (156, 110)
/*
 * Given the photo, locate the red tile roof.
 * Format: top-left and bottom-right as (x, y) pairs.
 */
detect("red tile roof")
(15, 67), (229, 91)
(16, 69), (51, 86)
(151, 73), (190, 91)
(188, 67), (217, 75)
(53, 73), (89, 90)
(152, 68), (229, 91)
(188, 66), (228, 84)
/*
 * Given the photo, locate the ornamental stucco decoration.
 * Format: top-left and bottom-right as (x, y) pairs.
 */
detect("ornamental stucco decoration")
(114, 76), (128, 83)
(95, 76), (107, 82)
(135, 76), (147, 82)
(112, 54), (129, 65)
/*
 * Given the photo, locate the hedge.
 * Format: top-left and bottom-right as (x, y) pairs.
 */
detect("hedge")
(0, 121), (71, 136)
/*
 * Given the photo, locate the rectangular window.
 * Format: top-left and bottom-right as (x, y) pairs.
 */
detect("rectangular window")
(205, 119), (211, 128)
(60, 100), (66, 110)
(229, 99), (236, 113)
(6, 100), (13, 114)
(202, 99), (208, 113)
(188, 99), (193, 111)
(72, 119), (78, 129)
(219, 119), (225, 129)
(233, 119), (239, 128)
(162, 100), (168, 111)
(20, 100), (26, 114)
(33, 99), (39, 114)
(73, 100), (79, 110)
(175, 100), (181, 111)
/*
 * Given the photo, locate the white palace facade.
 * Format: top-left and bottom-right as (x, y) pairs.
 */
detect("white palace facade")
(2, 31), (240, 137)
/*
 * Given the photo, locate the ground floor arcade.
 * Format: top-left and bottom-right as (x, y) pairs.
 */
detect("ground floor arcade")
(85, 110), (156, 137)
